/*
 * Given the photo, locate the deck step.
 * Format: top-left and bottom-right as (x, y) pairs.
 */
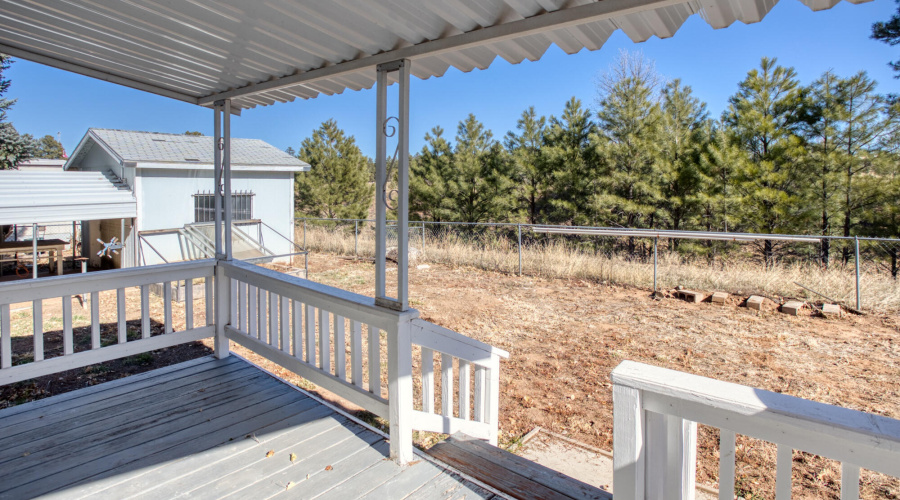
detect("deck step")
(425, 432), (612, 500)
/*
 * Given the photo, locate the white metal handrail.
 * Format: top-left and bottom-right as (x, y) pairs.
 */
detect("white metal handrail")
(0, 260), (217, 386)
(611, 360), (900, 500)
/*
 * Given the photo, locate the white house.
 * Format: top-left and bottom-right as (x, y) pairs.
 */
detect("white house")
(64, 129), (308, 267)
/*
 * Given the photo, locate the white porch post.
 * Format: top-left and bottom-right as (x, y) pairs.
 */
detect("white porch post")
(213, 101), (223, 259)
(223, 99), (233, 261)
(373, 59), (410, 312)
(213, 99), (232, 359)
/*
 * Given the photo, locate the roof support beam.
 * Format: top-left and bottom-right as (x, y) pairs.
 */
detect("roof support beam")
(198, 0), (686, 104)
(0, 42), (200, 106)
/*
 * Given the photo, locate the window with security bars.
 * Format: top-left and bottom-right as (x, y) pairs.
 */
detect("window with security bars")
(193, 191), (254, 222)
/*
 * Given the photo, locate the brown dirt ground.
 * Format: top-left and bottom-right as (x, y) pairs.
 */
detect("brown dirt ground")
(2, 254), (898, 499)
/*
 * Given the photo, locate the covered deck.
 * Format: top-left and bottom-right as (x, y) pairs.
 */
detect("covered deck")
(0, 355), (495, 500)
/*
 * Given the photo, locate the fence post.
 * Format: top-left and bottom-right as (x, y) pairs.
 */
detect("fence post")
(653, 236), (658, 295)
(355, 219), (359, 257)
(518, 224), (523, 276)
(32, 223), (38, 279)
(421, 221), (426, 254)
(303, 219), (307, 250)
(855, 236), (861, 310)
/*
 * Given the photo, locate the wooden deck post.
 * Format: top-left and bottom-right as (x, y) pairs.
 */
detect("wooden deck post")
(388, 318), (413, 463)
(613, 384), (645, 500)
(214, 263), (230, 359)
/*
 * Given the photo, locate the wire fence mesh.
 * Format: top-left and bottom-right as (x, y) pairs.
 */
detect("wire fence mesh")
(295, 217), (900, 312)
(1, 222), (82, 277)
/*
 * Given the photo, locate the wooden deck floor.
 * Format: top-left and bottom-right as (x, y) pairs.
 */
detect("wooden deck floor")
(0, 356), (500, 500)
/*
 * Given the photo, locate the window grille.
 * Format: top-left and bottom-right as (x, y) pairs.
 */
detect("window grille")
(193, 191), (254, 222)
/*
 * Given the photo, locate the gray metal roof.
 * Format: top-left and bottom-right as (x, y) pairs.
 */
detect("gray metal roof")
(0, 0), (867, 111)
(67, 129), (309, 170)
(0, 170), (137, 225)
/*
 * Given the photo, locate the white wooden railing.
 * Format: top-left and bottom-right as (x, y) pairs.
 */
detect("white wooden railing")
(0, 260), (216, 386)
(411, 319), (508, 445)
(611, 360), (900, 500)
(0, 259), (506, 463)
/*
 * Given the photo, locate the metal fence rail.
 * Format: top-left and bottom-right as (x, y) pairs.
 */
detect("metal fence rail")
(295, 217), (900, 312)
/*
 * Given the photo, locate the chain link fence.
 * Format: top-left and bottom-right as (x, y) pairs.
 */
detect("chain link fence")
(1, 222), (82, 278)
(295, 217), (900, 312)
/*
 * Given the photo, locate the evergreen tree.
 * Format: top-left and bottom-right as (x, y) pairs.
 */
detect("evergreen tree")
(504, 107), (548, 224)
(31, 134), (66, 159)
(699, 126), (744, 232)
(295, 119), (373, 219)
(658, 79), (709, 234)
(542, 97), (597, 224)
(723, 57), (811, 264)
(872, 2), (900, 83)
(410, 126), (453, 221)
(0, 54), (34, 169)
(592, 52), (664, 232)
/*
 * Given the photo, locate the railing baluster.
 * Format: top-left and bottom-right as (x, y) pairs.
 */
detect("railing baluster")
(90, 292), (100, 348)
(237, 280), (245, 332)
(1, 304), (10, 369)
(185, 279), (194, 330)
(117, 288), (127, 342)
(441, 353), (453, 417)
(368, 324), (380, 396)
(841, 463), (860, 500)
(719, 430), (736, 500)
(293, 300), (302, 358)
(319, 309), (330, 373)
(306, 304), (315, 364)
(269, 292), (278, 348)
(776, 445), (792, 500)
(334, 315), (346, 380)
(458, 359), (470, 420)
(281, 296), (290, 353)
(230, 278), (238, 327)
(62, 295), (73, 356)
(205, 278), (213, 326)
(248, 285), (257, 338)
(350, 320), (362, 387)
(33, 299), (43, 361)
(162, 282), (172, 334)
(258, 289), (268, 343)
(474, 365), (485, 422)
(421, 347), (434, 413)
(138, 285), (149, 339)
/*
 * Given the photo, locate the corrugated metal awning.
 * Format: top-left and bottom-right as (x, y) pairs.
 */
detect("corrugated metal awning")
(0, 0), (868, 111)
(0, 170), (137, 225)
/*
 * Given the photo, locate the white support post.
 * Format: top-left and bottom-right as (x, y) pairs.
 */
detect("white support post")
(32, 223), (38, 279)
(374, 59), (411, 312)
(214, 263), (230, 359)
(223, 99), (233, 261)
(387, 319), (413, 463)
(613, 384), (645, 500)
(213, 102), (223, 259)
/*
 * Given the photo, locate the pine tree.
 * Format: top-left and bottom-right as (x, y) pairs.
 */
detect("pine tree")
(0, 54), (34, 169)
(723, 57), (811, 264)
(504, 107), (548, 224)
(592, 51), (664, 233)
(872, 2), (900, 84)
(410, 126), (453, 221)
(31, 134), (66, 159)
(542, 97), (597, 225)
(295, 119), (373, 219)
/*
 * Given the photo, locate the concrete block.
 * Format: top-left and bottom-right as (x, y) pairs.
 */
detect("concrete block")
(821, 303), (842, 317)
(711, 292), (729, 305)
(675, 290), (705, 303)
(747, 295), (765, 311)
(781, 300), (804, 316)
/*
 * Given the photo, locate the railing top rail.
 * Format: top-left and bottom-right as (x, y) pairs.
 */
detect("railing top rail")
(612, 360), (900, 455)
(410, 318), (509, 364)
(220, 259), (418, 329)
(0, 259), (216, 305)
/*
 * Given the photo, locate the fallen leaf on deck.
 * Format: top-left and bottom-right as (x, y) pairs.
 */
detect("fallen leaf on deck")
(408, 460), (421, 466)
(266, 450), (275, 458)
(324, 465), (333, 471)
(290, 453), (297, 463)
(285, 481), (296, 490)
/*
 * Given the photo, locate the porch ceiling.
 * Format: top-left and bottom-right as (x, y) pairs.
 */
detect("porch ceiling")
(0, 0), (867, 111)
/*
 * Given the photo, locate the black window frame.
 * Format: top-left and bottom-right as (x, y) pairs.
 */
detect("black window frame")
(193, 191), (254, 222)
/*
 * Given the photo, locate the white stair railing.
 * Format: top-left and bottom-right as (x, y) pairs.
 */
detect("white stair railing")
(611, 360), (900, 500)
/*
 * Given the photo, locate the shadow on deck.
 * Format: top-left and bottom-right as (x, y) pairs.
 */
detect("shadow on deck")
(0, 356), (496, 499)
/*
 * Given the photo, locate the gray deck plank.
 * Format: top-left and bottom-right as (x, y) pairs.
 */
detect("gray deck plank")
(266, 438), (392, 500)
(311, 456), (407, 500)
(405, 470), (498, 500)
(356, 460), (446, 500)
(0, 356), (229, 425)
(182, 420), (375, 500)
(1, 384), (302, 498)
(0, 372), (283, 476)
(0, 364), (263, 462)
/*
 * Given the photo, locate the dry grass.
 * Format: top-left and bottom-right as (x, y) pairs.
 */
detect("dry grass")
(298, 225), (900, 311)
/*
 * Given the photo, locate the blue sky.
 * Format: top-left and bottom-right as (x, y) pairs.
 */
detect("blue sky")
(4, 0), (898, 158)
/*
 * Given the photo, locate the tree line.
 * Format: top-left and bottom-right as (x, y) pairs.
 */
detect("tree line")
(294, 54), (899, 267)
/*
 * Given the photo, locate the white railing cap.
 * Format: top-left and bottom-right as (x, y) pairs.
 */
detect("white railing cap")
(611, 360), (900, 447)
(411, 318), (509, 360)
